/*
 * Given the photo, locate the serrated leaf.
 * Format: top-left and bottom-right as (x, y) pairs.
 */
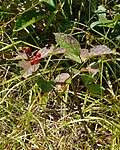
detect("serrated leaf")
(14, 10), (45, 31)
(54, 73), (70, 83)
(89, 45), (113, 57)
(54, 33), (80, 56)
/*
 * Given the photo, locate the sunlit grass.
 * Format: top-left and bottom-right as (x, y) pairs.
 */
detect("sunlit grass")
(0, 0), (120, 149)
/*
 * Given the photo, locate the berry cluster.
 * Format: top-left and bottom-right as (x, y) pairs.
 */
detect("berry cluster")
(30, 52), (41, 65)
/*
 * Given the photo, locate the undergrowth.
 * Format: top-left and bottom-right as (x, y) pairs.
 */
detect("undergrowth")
(0, 0), (120, 149)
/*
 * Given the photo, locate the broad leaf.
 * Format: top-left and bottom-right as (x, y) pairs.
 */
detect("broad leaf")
(36, 77), (53, 93)
(86, 66), (99, 75)
(86, 84), (104, 95)
(42, 0), (55, 7)
(23, 64), (39, 78)
(38, 46), (65, 58)
(81, 75), (96, 85)
(54, 33), (81, 56)
(80, 49), (89, 61)
(89, 45), (113, 57)
(96, 5), (108, 23)
(17, 60), (39, 78)
(90, 5), (115, 28)
(16, 46), (65, 78)
(14, 10), (45, 31)
(54, 73), (70, 83)
(65, 53), (81, 63)
(16, 52), (28, 59)
(17, 60), (30, 69)
(86, 62), (100, 75)
(80, 45), (113, 61)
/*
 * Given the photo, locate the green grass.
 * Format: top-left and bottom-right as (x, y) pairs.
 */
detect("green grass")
(0, 0), (120, 149)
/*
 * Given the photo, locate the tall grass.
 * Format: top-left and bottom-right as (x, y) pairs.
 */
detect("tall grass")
(0, 0), (120, 149)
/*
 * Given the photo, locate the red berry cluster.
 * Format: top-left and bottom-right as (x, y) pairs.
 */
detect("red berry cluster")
(30, 52), (41, 65)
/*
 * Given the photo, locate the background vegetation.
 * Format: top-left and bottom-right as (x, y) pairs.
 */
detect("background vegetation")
(0, 0), (120, 149)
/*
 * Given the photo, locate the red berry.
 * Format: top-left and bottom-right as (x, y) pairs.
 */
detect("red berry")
(30, 59), (34, 65)
(25, 47), (32, 54)
(34, 57), (40, 64)
(33, 56), (37, 59)
(61, 85), (67, 91)
(36, 52), (41, 58)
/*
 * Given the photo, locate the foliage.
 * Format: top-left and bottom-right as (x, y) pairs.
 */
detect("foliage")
(0, 0), (120, 149)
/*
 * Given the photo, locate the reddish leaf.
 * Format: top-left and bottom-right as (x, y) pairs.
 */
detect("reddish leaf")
(86, 62), (100, 75)
(17, 60), (30, 69)
(23, 63), (39, 78)
(17, 60), (39, 78)
(55, 84), (62, 90)
(80, 49), (89, 61)
(86, 66), (99, 75)
(38, 46), (65, 58)
(89, 45), (113, 56)
(80, 45), (113, 61)
(54, 73), (70, 83)
(16, 52), (28, 59)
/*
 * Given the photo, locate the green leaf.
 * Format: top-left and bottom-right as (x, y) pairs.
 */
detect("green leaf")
(36, 77), (53, 93)
(65, 53), (81, 63)
(42, 0), (55, 7)
(54, 33), (81, 56)
(113, 4), (120, 11)
(114, 13), (120, 20)
(86, 84), (104, 95)
(90, 21), (101, 28)
(46, 10), (58, 29)
(90, 5), (116, 28)
(14, 10), (46, 31)
(96, 5), (108, 23)
(40, 94), (49, 109)
(81, 75), (96, 85)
